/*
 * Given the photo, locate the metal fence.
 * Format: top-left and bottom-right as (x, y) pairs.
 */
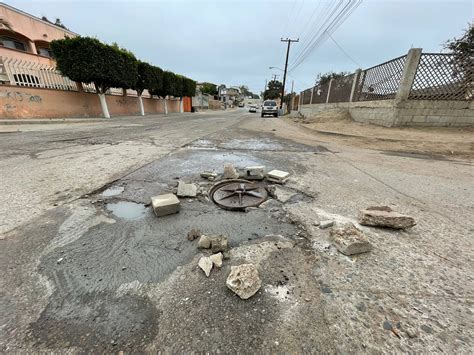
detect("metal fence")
(355, 55), (407, 101)
(409, 53), (473, 100)
(328, 73), (354, 103)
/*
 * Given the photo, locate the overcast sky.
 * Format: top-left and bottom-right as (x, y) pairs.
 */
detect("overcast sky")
(7, 0), (473, 94)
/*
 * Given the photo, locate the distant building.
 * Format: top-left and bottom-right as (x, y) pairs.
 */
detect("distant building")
(0, 2), (78, 66)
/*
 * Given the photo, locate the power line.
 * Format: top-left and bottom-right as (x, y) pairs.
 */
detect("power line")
(327, 32), (361, 67)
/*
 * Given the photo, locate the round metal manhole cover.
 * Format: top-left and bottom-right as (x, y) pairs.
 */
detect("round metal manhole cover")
(210, 179), (268, 211)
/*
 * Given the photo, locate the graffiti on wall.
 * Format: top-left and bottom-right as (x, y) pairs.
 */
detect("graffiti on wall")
(0, 90), (42, 103)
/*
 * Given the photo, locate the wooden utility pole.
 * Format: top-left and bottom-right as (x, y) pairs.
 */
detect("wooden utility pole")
(280, 38), (299, 109)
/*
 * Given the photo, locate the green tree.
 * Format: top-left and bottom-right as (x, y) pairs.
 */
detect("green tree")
(200, 82), (218, 95)
(134, 61), (163, 115)
(444, 23), (473, 57)
(315, 71), (351, 86)
(263, 80), (282, 100)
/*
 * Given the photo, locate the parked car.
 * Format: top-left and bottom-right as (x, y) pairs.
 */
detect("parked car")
(238, 102), (244, 108)
(249, 105), (257, 113)
(261, 100), (278, 117)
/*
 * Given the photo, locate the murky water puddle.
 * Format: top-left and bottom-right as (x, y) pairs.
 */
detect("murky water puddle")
(102, 186), (125, 197)
(106, 201), (147, 220)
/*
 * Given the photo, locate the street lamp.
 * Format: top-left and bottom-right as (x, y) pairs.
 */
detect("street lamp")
(269, 66), (284, 71)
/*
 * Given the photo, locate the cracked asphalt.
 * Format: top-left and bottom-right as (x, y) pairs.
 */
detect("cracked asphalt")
(1, 110), (473, 352)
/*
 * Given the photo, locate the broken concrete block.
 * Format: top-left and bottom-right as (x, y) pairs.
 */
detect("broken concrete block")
(267, 169), (290, 184)
(210, 234), (228, 253)
(187, 229), (201, 241)
(177, 181), (197, 197)
(223, 163), (239, 179)
(273, 186), (296, 203)
(330, 224), (372, 256)
(197, 235), (211, 249)
(226, 263), (262, 299)
(319, 220), (334, 229)
(358, 206), (416, 229)
(243, 166), (265, 180)
(198, 256), (213, 277)
(151, 193), (180, 217)
(209, 252), (223, 268)
(200, 171), (218, 180)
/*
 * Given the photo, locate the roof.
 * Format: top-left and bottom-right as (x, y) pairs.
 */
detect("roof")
(0, 2), (79, 36)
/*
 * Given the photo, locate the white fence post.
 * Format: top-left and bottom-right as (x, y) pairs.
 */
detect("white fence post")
(326, 79), (333, 103)
(395, 48), (422, 103)
(349, 69), (362, 102)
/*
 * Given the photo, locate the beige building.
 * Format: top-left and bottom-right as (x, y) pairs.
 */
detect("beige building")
(0, 2), (77, 66)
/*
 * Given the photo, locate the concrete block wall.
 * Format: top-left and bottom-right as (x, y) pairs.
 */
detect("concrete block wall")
(0, 86), (181, 119)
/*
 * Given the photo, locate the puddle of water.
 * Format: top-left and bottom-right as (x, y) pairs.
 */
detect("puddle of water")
(106, 201), (147, 220)
(102, 186), (125, 197)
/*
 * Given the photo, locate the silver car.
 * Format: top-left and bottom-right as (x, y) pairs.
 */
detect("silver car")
(261, 100), (278, 117)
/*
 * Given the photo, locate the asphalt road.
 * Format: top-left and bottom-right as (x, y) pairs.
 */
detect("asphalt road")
(1, 110), (472, 352)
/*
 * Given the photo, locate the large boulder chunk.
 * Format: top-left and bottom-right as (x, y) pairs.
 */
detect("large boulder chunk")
(177, 181), (197, 197)
(223, 163), (239, 179)
(210, 234), (228, 253)
(330, 224), (372, 256)
(358, 206), (416, 229)
(226, 263), (262, 299)
(198, 256), (213, 277)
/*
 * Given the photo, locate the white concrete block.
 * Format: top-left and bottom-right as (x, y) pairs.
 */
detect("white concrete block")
(151, 193), (180, 217)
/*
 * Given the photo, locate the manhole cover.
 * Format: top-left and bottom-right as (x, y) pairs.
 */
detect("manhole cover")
(210, 179), (268, 211)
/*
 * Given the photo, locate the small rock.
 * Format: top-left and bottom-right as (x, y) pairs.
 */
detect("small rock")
(197, 235), (211, 249)
(330, 224), (372, 256)
(209, 252), (223, 268)
(198, 256), (213, 277)
(273, 186), (296, 203)
(222, 251), (231, 260)
(210, 234), (228, 253)
(223, 163), (239, 179)
(177, 181), (198, 197)
(226, 263), (262, 299)
(313, 221), (320, 227)
(198, 234), (211, 249)
(358, 206), (416, 229)
(187, 229), (201, 241)
(245, 207), (259, 213)
(383, 320), (393, 330)
(319, 220), (334, 229)
(200, 171), (218, 180)
(243, 166), (265, 180)
(57, 257), (64, 264)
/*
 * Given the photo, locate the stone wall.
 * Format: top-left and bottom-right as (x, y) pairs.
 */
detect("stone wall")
(0, 86), (181, 119)
(299, 100), (474, 127)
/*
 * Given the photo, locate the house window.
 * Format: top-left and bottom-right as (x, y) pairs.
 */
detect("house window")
(0, 36), (27, 51)
(37, 47), (53, 58)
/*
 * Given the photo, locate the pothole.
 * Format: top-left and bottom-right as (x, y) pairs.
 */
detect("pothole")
(106, 201), (147, 220)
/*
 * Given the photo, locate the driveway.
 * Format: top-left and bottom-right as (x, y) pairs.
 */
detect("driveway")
(1, 110), (472, 352)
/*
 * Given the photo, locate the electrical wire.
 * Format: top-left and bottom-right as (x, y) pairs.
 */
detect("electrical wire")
(327, 32), (361, 68)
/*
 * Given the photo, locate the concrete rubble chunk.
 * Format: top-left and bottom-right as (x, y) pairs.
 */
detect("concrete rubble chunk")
(243, 166), (265, 180)
(358, 206), (416, 229)
(210, 234), (228, 253)
(198, 256), (213, 277)
(223, 163), (239, 179)
(273, 186), (297, 203)
(151, 193), (180, 217)
(319, 220), (334, 229)
(226, 263), (262, 299)
(187, 229), (201, 241)
(197, 235), (211, 249)
(209, 252), (223, 268)
(330, 223), (372, 256)
(267, 169), (290, 184)
(177, 181), (197, 197)
(200, 171), (218, 181)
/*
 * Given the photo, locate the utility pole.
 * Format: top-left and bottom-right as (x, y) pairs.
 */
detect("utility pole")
(280, 38), (299, 109)
(271, 74), (279, 81)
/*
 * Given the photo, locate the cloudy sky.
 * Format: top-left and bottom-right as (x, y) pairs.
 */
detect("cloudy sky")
(8, 0), (473, 94)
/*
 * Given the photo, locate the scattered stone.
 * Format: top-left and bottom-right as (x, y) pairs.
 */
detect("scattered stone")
(223, 163), (239, 179)
(245, 206), (259, 213)
(57, 257), (64, 264)
(358, 206), (416, 229)
(383, 320), (393, 330)
(267, 169), (290, 184)
(243, 166), (265, 180)
(177, 181), (198, 197)
(151, 193), (180, 217)
(330, 224), (372, 256)
(197, 235), (211, 249)
(226, 263), (262, 299)
(313, 221), (320, 227)
(200, 171), (218, 180)
(187, 229), (201, 241)
(198, 256), (213, 277)
(273, 186), (297, 203)
(258, 199), (281, 210)
(222, 251), (231, 260)
(210, 234), (228, 253)
(319, 220), (334, 229)
(209, 252), (223, 268)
